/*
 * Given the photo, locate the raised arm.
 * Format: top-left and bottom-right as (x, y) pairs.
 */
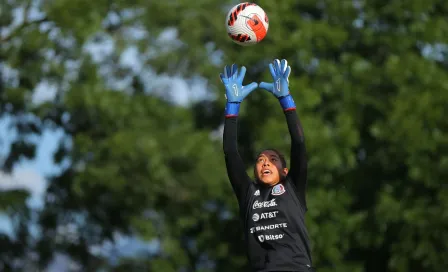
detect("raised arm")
(220, 64), (258, 203)
(282, 98), (308, 209)
(260, 59), (308, 209)
(223, 115), (251, 202)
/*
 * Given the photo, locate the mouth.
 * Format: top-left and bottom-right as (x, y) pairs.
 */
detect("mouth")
(261, 169), (272, 176)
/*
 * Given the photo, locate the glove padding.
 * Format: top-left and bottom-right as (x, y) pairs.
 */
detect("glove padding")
(220, 64), (258, 103)
(259, 59), (291, 98)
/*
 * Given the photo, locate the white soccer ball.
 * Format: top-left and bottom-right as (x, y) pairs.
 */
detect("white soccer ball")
(225, 2), (269, 46)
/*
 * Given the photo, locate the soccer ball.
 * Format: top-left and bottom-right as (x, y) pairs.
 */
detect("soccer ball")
(225, 2), (269, 46)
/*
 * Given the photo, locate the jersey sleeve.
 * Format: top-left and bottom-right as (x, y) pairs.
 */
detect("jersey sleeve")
(223, 116), (252, 204)
(284, 109), (308, 209)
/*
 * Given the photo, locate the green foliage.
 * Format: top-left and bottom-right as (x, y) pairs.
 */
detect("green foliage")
(0, 190), (29, 211)
(1, 0), (447, 271)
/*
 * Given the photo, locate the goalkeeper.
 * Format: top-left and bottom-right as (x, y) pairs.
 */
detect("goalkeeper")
(221, 59), (315, 272)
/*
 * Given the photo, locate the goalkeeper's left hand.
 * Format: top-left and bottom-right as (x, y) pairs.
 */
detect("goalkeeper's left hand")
(259, 59), (291, 98)
(259, 59), (296, 111)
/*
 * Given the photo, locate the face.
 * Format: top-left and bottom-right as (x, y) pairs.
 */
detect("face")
(254, 150), (288, 186)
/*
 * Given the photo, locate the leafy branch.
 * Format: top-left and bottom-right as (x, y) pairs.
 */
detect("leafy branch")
(0, 1), (48, 43)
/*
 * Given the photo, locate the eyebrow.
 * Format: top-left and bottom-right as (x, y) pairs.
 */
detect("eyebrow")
(257, 154), (279, 159)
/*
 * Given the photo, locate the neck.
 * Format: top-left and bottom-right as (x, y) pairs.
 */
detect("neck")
(257, 180), (281, 187)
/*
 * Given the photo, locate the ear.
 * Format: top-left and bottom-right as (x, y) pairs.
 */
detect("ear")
(282, 168), (289, 176)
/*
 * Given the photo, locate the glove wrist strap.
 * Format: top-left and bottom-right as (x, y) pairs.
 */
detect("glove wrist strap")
(225, 102), (240, 117)
(279, 94), (296, 111)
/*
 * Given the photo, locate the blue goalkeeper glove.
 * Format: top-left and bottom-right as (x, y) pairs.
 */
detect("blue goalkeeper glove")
(220, 64), (258, 117)
(259, 59), (296, 111)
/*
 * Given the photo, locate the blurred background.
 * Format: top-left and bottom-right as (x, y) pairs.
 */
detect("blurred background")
(1, 0), (447, 271)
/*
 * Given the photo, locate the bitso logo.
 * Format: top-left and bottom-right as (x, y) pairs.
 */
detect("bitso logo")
(252, 213), (260, 222)
(264, 234), (284, 241)
(257, 234), (283, 242)
(271, 184), (286, 196)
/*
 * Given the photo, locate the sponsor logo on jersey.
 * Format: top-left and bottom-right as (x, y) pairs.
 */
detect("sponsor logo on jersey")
(257, 233), (284, 242)
(252, 211), (279, 222)
(271, 184), (285, 196)
(249, 223), (287, 233)
(252, 199), (277, 209)
(252, 213), (260, 222)
(264, 234), (284, 241)
(254, 190), (260, 196)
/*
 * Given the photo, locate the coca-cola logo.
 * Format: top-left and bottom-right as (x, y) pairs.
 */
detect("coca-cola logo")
(252, 199), (277, 209)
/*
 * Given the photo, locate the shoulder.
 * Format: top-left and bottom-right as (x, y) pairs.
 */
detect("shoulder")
(284, 179), (308, 212)
(241, 181), (258, 201)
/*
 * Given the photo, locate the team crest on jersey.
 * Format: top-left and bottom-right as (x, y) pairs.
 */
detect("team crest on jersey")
(271, 184), (285, 196)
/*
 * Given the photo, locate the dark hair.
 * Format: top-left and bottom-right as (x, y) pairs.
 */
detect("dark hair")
(256, 148), (287, 168)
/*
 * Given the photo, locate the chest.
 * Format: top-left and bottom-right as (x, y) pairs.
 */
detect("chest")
(247, 183), (298, 226)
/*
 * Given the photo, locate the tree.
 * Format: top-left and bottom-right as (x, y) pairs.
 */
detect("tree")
(1, 0), (447, 271)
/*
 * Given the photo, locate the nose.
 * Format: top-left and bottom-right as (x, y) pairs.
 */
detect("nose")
(263, 160), (270, 166)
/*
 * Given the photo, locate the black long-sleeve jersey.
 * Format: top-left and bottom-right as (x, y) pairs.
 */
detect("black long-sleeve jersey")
(223, 108), (312, 272)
